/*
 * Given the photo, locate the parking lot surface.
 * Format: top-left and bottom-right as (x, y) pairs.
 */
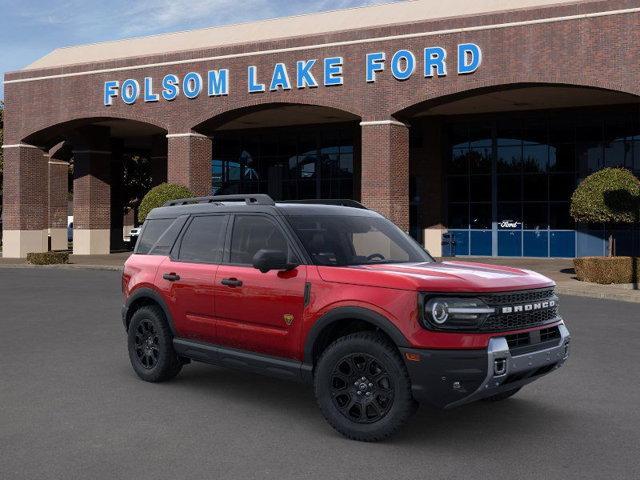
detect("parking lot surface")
(0, 268), (638, 480)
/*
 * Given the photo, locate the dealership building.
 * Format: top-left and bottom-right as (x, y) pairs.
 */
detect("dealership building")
(3, 0), (640, 258)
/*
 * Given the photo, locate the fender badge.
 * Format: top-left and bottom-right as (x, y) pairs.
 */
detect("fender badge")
(283, 314), (294, 326)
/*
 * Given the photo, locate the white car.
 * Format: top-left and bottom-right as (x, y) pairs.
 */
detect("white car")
(128, 227), (141, 250)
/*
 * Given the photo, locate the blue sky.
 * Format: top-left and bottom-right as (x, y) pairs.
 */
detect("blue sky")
(0, 0), (397, 100)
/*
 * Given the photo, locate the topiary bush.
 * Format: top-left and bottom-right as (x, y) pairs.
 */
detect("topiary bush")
(574, 256), (639, 284)
(27, 251), (69, 265)
(138, 183), (194, 222)
(570, 168), (640, 224)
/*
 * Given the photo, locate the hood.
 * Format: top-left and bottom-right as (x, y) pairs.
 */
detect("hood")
(317, 260), (554, 293)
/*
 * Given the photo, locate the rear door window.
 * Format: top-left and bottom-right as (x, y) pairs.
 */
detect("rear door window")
(178, 215), (228, 263)
(135, 218), (174, 254)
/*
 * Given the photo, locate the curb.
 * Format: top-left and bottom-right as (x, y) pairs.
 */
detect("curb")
(555, 285), (640, 304)
(0, 264), (123, 272)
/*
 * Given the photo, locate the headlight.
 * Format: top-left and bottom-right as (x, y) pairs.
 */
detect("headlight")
(423, 297), (495, 330)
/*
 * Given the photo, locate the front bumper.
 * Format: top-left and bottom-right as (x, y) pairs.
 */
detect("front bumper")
(400, 323), (571, 409)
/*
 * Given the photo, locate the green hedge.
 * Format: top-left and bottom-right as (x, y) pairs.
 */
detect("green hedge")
(27, 251), (69, 265)
(570, 168), (640, 224)
(574, 256), (640, 284)
(138, 183), (194, 222)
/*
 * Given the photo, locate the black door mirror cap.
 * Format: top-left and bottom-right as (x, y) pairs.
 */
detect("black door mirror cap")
(252, 249), (298, 273)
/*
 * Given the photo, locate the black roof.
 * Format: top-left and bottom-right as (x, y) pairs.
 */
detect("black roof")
(147, 194), (380, 220)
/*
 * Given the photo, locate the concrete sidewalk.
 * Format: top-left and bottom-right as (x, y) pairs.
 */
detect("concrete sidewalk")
(1, 252), (638, 302)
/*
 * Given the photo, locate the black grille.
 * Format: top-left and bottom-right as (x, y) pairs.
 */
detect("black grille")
(478, 288), (555, 306)
(506, 332), (530, 349)
(540, 326), (561, 342)
(479, 288), (559, 332)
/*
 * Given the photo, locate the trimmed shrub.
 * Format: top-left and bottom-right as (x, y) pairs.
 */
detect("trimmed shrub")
(570, 168), (640, 224)
(27, 251), (69, 265)
(574, 256), (640, 284)
(138, 183), (194, 222)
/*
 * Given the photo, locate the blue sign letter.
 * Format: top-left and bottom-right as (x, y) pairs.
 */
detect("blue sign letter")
(183, 72), (203, 99)
(104, 80), (119, 106)
(270, 63), (292, 91)
(161, 74), (179, 101)
(296, 60), (318, 89)
(324, 57), (343, 86)
(457, 43), (482, 74)
(121, 79), (140, 105)
(248, 66), (265, 93)
(390, 50), (415, 81)
(366, 52), (385, 83)
(144, 77), (159, 102)
(208, 69), (229, 96)
(424, 47), (447, 77)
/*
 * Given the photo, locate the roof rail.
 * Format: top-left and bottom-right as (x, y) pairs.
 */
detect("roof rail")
(279, 199), (368, 209)
(163, 194), (275, 207)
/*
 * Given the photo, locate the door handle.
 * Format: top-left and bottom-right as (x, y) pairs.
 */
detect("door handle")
(163, 272), (181, 282)
(221, 277), (243, 287)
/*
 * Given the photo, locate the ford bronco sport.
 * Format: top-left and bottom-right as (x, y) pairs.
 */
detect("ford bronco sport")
(122, 194), (570, 441)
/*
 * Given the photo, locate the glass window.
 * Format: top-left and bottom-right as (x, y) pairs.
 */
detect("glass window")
(470, 175), (492, 202)
(447, 176), (469, 203)
(550, 202), (573, 229)
(523, 175), (548, 202)
(230, 215), (291, 265)
(549, 174), (576, 201)
(523, 144), (548, 173)
(498, 203), (522, 230)
(523, 204), (549, 229)
(470, 203), (492, 229)
(178, 215), (227, 263)
(498, 175), (521, 201)
(549, 144), (575, 172)
(447, 204), (469, 229)
(449, 148), (469, 174)
(604, 140), (632, 168)
(497, 145), (522, 173)
(469, 147), (491, 173)
(288, 215), (432, 266)
(136, 218), (174, 255)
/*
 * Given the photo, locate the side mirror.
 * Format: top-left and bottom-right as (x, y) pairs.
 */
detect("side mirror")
(252, 249), (298, 273)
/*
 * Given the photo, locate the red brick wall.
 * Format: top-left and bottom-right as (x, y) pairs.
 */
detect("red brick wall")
(167, 135), (213, 196)
(48, 161), (68, 229)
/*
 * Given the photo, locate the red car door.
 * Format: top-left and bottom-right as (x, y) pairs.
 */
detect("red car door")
(214, 214), (307, 359)
(157, 214), (229, 344)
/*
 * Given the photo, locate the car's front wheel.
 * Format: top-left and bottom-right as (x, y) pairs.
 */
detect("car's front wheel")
(127, 305), (183, 382)
(314, 332), (417, 442)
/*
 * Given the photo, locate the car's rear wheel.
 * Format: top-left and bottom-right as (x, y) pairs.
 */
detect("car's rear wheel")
(127, 305), (183, 382)
(482, 387), (522, 402)
(314, 332), (417, 442)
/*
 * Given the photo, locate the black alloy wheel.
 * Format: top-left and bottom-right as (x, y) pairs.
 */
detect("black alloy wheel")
(133, 319), (160, 369)
(330, 353), (395, 423)
(127, 305), (183, 382)
(314, 332), (417, 441)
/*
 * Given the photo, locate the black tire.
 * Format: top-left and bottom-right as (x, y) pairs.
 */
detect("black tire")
(314, 332), (417, 442)
(482, 387), (522, 402)
(127, 305), (183, 382)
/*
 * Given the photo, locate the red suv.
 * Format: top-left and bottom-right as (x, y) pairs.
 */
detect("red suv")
(122, 194), (570, 441)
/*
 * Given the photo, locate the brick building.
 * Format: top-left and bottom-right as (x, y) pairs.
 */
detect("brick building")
(3, 0), (640, 258)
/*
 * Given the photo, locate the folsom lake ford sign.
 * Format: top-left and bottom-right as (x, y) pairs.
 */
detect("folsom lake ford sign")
(103, 43), (482, 106)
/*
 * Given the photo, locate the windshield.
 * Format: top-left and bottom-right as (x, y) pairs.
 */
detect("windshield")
(287, 215), (434, 266)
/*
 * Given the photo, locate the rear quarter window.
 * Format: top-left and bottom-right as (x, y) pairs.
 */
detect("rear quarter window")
(135, 218), (175, 254)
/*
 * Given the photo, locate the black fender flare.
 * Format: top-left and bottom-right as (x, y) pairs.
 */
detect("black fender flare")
(303, 306), (410, 365)
(123, 287), (177, 335)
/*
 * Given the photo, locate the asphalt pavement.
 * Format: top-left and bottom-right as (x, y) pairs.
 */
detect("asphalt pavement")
(0, 268), (638, 480)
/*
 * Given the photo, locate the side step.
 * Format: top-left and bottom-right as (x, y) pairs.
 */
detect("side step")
(173, 338), (312, 383)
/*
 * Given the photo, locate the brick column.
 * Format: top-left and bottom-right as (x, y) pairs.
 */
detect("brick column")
(167, 133), (212, 196)
(48, 159), (69, 251)
(360, 120), (410, 232)
(1, 144), (49, 257)
(150, 134), (168, 187)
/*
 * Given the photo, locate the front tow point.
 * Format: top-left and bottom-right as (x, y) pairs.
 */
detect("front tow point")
(494, 358), (507, 376)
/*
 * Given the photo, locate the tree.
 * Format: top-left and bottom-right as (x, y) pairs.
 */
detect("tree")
(570, 167), (640, 255)
(138, 183), (194, 222)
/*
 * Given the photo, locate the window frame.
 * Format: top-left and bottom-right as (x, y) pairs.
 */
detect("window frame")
(170, 213), (230, 265)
